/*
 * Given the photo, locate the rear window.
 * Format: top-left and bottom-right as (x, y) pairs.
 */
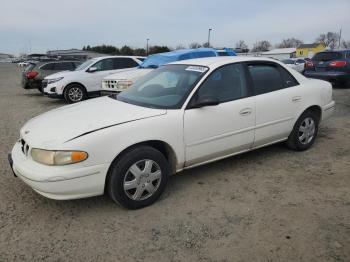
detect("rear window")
(24, 63), (36, 72)
(40, 63), (55, 70)
(313, 52), (343, 61)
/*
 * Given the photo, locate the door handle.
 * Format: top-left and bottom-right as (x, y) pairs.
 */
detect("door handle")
(292, 96), (302, 102)
(239, 108), (252, 116)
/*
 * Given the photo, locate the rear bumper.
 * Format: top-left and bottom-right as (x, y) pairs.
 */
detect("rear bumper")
(304, 71), (350, 83)
(22, 78), (42, 89)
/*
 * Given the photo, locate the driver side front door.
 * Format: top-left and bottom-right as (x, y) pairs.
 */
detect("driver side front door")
(183, 63), (255, 167)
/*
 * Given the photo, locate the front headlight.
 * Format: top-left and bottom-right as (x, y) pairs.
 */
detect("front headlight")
(47, 77), (64, 84)
(31, 149), (88, 166)
(117, 80), (133, 90)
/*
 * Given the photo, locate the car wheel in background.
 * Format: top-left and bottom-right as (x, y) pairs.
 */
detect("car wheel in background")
(286, 110), (319, 151)
(64, 84), (86, 103)
(107, 146), (170, 209)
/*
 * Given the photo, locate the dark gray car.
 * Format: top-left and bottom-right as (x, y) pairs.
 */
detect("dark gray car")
(22, 61), (81, 92)
(304, 50), (350, 86)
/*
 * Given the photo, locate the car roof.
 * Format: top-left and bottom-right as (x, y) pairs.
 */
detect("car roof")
(154, 48), (216, 58)
(169, 56), (280, 69)
(36, 60), (80, 66)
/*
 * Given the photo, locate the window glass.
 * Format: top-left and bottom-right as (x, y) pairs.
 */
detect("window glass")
(93, 58), (114, 71)
(54, 62), (74, 70)
(279, 66), (299, 87)
(117, 64), (207, 109)
(296, 59), (305, 64)
(248, 64), (283, 95)
(197, 63), (248, 103)
(114, 58), (138, 69)
(40, 63), (55, 70)
(313, 52), (342, 61)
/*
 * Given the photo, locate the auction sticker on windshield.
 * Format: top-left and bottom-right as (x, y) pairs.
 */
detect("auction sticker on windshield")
(185, 66), (208, 73)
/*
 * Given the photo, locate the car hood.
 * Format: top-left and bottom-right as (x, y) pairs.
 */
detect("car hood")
(104, 68), (154, 81)
(44, 70), (78, 79)
(20, 96), (166, 148)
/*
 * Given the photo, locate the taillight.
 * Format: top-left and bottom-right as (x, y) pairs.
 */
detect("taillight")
(305, 61), (314, 68)
(25, 71), (38, 79)
(329, 61), (347, 67)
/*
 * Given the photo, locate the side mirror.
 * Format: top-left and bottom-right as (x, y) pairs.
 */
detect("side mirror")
(190, 95), (219, 108)
(87, 66), (98, 73)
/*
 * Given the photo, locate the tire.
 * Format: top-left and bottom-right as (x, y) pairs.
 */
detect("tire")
(64, 84), (86, 103)
(286, 110), (319, 151)
(107, 146), (170, 209)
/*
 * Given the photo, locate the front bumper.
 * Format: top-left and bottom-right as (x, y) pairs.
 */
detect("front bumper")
(10, 141), (109, 200)
(100, 90), (121, 96)
(43, 92), (63, 99)
(304, 71), (350, 83)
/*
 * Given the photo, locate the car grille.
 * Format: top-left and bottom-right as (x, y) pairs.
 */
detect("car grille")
(20, 139), (29, 156)
(103, 80), (118, 90)
(42, 80), (48, 89)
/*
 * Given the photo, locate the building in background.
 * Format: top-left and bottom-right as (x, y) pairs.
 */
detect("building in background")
(296, 43), (326, 58)
(0, 53), (14, 63)
(46, 49), (107, 61)
(260, 48), (296, 60)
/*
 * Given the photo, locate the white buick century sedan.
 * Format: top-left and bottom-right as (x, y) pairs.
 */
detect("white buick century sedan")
(9, 57), (335, 209)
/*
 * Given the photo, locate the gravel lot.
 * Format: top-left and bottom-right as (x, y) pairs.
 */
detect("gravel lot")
(0, 63), (349, 262)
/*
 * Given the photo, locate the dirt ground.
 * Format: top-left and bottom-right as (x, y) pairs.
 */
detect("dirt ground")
(0, 63), (349, 262)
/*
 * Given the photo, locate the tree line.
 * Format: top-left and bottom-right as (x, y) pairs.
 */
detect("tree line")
(82, 31), (349, 55)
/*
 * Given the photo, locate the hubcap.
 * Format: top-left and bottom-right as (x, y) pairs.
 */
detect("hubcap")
(298, 117), (315, 145)
(123, 159), (162, 201)
(68, 87), (83, 102)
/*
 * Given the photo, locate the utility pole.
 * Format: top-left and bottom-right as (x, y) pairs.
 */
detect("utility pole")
(339, 29), (342, 49)
(207, 29), (212, 47)
(146, 38), (150, 56)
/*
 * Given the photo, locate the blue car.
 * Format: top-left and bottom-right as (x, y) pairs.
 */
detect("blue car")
(304, 49), (350, 86)
(139, 48), (236, 69)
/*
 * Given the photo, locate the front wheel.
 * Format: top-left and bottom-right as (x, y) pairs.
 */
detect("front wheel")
(286, 110), (319, 151)
(107, 146), (170, 209)
(64, 84), (86, 103)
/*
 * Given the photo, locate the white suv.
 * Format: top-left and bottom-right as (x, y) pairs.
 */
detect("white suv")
(43, 56), (144, 103)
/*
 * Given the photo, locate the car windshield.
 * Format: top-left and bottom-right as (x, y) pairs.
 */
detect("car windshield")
(138, 54), (179, 69)
(75, 58), (98, 71)
(115, 64), (208, 109)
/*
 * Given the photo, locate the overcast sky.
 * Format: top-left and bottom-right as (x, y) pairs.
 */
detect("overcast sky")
(1, 0), (349, 55)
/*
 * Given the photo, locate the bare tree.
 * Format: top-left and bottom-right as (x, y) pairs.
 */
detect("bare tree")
(189, 42), (202, 49)
(252, 40), (271, 52)
(276, 38), (303, 48)
(202, 42), (211, 48)
(316, 32), (340, 49)
(235, 40), (248, 50)
(175, 44), (186, 50)
(341, 40), (350, 49)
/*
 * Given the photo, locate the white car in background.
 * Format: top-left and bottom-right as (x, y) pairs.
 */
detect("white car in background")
(43, 56), (144, 103)
(281, 58), (306, 73)
(9, 56), (334, 209)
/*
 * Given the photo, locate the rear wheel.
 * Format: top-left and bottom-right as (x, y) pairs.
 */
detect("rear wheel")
(64, 84), (86, 103)
(286, 110), (319, 151)
(107, 146), (170, 209)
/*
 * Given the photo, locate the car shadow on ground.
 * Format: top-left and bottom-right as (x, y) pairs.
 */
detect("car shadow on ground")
(19, 142), (289, 214)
